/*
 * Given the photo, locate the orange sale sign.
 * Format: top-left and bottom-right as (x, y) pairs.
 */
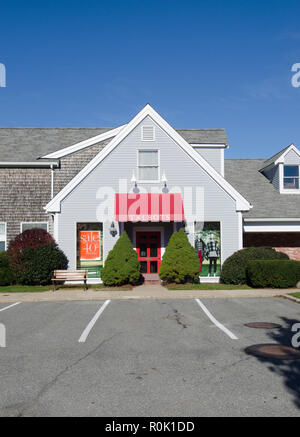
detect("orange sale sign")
(80, 231), (101, 260)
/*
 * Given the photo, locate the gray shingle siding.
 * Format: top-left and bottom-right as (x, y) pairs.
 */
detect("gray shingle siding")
(0, 168), (52, 244)
(53, 140), (110, 196)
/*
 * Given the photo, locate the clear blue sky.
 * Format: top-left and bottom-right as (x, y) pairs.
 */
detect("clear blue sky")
(1, 0), (300, 158)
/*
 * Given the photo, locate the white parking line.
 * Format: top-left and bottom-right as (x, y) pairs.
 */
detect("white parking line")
(0, 302), (21, 313)
(195, 299), (238, 340)
(78, 300), (111, 343)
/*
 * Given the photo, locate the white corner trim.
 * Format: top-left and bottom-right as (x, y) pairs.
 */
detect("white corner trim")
(275, 143), (300, 165)
(45, 104), (251, 213)
(41, 125), (127, 159)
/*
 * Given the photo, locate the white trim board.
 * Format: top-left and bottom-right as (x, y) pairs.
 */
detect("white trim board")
(244, 221), (300, 232)
(45, 104), (251, 213)
(41, 125), (127, 159)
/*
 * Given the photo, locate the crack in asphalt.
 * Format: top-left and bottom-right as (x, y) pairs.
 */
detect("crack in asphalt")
(167, 308), (188, 329)
(15, 333), (119, 417)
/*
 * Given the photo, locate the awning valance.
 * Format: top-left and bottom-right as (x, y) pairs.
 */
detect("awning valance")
(115, 193), (185, 222)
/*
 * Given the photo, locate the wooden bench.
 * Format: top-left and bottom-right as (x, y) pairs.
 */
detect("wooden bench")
(51, 270), (88, 291)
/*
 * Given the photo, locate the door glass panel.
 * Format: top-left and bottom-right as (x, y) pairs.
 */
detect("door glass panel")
(150, 261), (158, 273)
(139, 244), (147, 257)
(140, 261), (147, 273)
(150, 235), (158, 240)
(150, 244), (157, 257)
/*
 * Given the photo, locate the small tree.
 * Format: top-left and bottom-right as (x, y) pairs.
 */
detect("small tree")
(101, 231), (140, 286)
(8, 228), (54, 276)
(18, 242), (68, 285)
(159, 229), (200, 284)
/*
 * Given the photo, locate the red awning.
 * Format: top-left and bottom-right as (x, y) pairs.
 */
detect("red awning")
(115, 193), (185, 222)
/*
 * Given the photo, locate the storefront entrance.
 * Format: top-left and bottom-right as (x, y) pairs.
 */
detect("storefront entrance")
(136, 231), (161, 275)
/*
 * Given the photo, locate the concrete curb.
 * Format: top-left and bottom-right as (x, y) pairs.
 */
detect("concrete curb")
(281, 294), (300, 304)
(0, 285), (298, 303)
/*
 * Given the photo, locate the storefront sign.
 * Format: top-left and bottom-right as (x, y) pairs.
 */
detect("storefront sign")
(80, 231), (101, 260)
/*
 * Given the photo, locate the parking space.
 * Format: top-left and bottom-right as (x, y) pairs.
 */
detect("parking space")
(0, 297), (299, 416)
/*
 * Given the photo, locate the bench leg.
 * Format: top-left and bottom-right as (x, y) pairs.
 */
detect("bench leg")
(53, 282), (56, 292)
(84, 280), (88, 291)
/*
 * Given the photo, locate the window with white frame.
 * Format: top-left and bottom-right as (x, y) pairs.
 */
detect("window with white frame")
(137, 150), (159, 181)
(21, 222), (48, 232)
(0, 223), (6, 251)
(284, 165), (299, 189)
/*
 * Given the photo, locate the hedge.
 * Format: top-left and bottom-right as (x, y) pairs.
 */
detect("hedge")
(159, 229), (200, 284)
(220, 247), (289, 285)
(100, 231), (140, 286)
(246, 260), (300, 288)
(0, 251), (14, 286)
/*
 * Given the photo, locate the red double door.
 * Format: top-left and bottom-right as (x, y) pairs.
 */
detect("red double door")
(136, 231), (161, 275)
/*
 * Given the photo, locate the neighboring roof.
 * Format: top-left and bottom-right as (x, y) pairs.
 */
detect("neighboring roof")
(225, 159), (300, 218)
(0, 126), (229, 162)
(177, 129), (228, 146)
(45, 104), (250, 213)
(260, 143), (298, 170)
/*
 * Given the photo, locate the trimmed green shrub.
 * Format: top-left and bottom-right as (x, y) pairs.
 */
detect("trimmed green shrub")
(247, 260), (300, 288)
(17, 242), (68, 285)
(0, 251), (14, 286)
(220, 247), (289, 285)
(101, 232), (140, 286)
(159, 229), (200, 284)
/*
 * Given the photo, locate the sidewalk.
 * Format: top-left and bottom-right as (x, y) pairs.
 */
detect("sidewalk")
(0, 284), (297, 303)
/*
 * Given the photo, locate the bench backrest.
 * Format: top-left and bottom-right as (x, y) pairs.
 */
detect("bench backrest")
(53, 270), (88, 279)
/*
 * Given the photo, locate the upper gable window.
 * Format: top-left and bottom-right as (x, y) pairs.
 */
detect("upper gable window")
(137, 150), (159, 181)
(284, 165), (299, 190)
(141, 126), (155, 141)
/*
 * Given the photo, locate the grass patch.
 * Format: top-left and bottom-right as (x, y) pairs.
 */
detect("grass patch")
(166, 283), (252, 290)
(0, 285), (52, 293)
(289, 292), (300, 299)
(0, 283), (134, 293)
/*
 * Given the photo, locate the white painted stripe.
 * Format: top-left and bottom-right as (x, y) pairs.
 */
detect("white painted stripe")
(195, 299), (238, 340)
(0, 302), (21, 313)
(78, 300), (111, 343)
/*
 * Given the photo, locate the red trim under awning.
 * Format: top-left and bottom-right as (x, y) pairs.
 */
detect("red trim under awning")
(115, 193), (185, 222)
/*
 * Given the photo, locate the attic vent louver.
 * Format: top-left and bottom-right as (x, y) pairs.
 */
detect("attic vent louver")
(142, 126), (155, 141)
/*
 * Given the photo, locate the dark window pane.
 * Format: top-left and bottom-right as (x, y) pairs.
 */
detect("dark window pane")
(150, 244), (157, 257)
(150, 261), (158, 273)
(284, 166), (299, 177)
(139, 244), (147, 257)
(150, 235), (158, 240)
(140, 261), (147, 273)
(0, 241), (5, 251)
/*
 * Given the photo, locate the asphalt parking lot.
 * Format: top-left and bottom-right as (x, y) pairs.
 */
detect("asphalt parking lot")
(0, 297), (299, 417)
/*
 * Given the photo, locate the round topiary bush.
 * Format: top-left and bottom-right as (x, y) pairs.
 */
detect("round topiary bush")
(8, 228), (54, 279)
(0, 251), (14, 286)
(101, 231), (140, 286)
(220, 247), (289, 285)
(159, 229), (200, 284)
(17, 242), (68, 285)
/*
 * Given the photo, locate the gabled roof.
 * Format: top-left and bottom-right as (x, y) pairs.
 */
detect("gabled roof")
(225, 159), (300, 218)
(45, 104), (251, 213)
(0, 127), (228, 162)
(260, 143), (300, 171)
